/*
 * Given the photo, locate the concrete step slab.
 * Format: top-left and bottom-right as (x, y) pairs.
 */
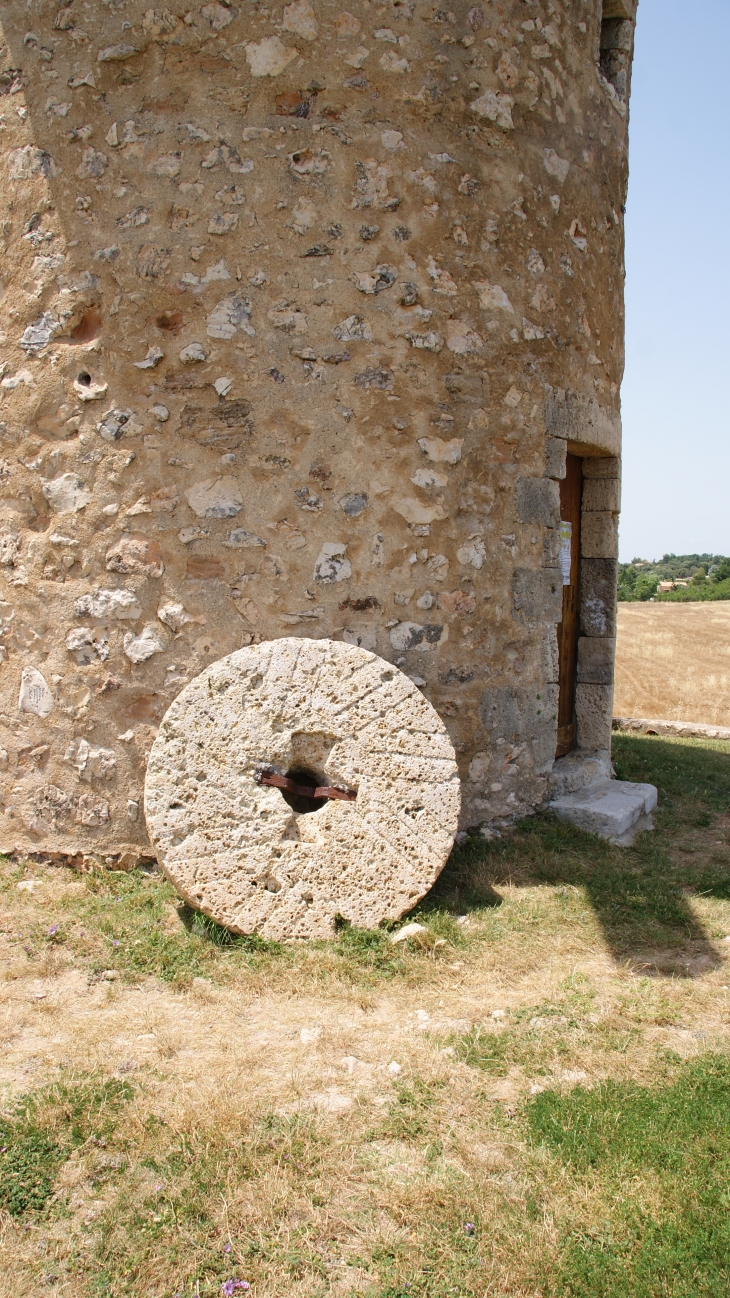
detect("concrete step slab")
(549, 780), (658, 845)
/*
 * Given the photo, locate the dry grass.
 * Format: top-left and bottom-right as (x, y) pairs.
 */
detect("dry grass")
(615, 601), (730, 726)
(0, 734), (729, 1296)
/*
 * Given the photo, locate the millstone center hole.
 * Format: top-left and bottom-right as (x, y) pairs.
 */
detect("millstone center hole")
(280, 765), (328, 815)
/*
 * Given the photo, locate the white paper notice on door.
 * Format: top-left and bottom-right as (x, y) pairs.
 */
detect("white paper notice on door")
(559, 520), (572, 586)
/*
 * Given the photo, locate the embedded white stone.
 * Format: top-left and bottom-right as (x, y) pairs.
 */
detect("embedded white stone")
(411, 468), (448, 489)
(457, 538), (486, 569)
(222, 528), (266, 549)
(42, 473), (91, 514)
(391, 496), (446, 526)
(473, 282), (514, 313)
(98, 44), (139, 62)
(282, 0), (318, 40)
(206, 297), (254, 340)
(185, 477), (242, 519)
(74, 588), (142, 620)
(134, 346), (164, 370)
(417, 436), (463, 465)
(124, 624), (166, 663)
(333, 315), (373, 342)
(201, 3), (233, 30)
(543, 148), (571, 184)
(446, 320), (484, 355)
(73, 376), (108, 400)
(64, 737), (116, 782)
(314, 542), (351, 584)
(19, 667), (54, 717)
(157, 600), (199, 632)
(179, 342), (208, 363)
(245, 36), (298, 77)
(19, 312), (61, 353)
(470, 89), (514, 130)
(97, 408), (138, 442)
(144, 639), (460, 940)
(1, 369), (36, 390)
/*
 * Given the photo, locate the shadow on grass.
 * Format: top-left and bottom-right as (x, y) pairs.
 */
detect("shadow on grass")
(419, 734), (730, 979)
(178, 904), (282, 954)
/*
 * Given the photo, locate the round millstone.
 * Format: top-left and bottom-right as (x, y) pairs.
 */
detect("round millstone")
(144, 637), (460, 940)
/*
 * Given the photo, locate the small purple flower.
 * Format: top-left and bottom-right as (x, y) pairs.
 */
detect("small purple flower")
(223, 1244), (231, 1253)
(112, 940), (120, 947)
(464, 1222), (475, 1235)
(155, 1184), (163, 1192)
(221, 1282), (249, 1296)
(48, 925), (59, 936)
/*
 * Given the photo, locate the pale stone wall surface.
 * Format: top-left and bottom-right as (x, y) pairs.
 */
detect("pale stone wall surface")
(0, 0), (632, 861)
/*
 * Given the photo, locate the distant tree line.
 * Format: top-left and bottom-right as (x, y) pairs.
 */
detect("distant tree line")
(617, 554), (730, 602)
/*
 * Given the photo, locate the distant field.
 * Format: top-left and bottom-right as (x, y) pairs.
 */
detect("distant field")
(615, 601), (730, 727)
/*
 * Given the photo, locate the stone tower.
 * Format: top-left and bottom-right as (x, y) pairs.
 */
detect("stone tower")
(0, 0), (636, 863)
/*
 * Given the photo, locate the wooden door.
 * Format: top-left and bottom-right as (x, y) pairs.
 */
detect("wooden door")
(556, 454), (583, 757)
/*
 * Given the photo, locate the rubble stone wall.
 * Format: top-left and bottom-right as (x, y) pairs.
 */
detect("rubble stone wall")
(0, 0), (634, 861)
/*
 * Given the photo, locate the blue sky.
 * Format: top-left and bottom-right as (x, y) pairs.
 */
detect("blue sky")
(619, 0), (730, 562)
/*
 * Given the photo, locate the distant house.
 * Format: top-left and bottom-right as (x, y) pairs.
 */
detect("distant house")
(657, 581), (689, 593)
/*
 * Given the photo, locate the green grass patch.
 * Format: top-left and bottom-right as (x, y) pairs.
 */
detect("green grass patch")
(527, 1053), (730, 1296)
(88, 1110), (336, 1295)
(3, 861), (470, 994)
(0, 1076), (133, 1216)
(451, 976), (632, 1081)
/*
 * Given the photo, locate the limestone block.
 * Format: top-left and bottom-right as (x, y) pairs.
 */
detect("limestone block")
(550, 749), (613, 799)
(581, 511), (619, 559)
(544, 437), (567, 480)
(515, 477), (560, 528)
(580, 560), (618, 638)
(544, 392), (621, 456)
(583, 479), (621, 513)
(577, 636), (616, 685)
(144, 639), (460, 939)
(532, 685), (560, 774)
(550, 780), (657, 844)
(583, 456), (622, 480)
(480, 685), (557, 757)
(511, 569), (563, 625)
(575, 683), (614, 752)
